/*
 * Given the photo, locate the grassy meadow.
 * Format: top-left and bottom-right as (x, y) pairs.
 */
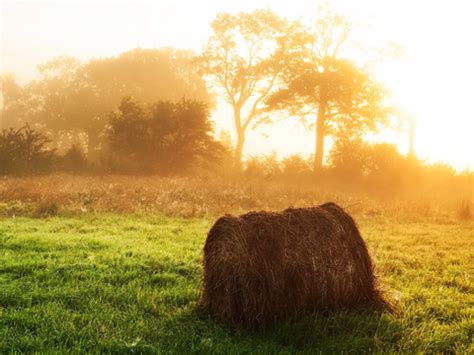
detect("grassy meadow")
(1, 211), (473, 353)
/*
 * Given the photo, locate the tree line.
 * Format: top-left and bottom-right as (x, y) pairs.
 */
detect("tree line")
(0, 7), (420, 177)
(0, 97), (223, 175)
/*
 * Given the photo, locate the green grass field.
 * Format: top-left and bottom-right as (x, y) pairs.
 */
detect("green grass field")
(0, 215), (472, 353)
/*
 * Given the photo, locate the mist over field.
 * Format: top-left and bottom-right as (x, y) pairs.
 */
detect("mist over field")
(0, 1), (473, 353)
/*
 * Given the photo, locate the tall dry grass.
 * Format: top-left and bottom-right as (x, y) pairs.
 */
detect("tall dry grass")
(0, 174), (471, 220)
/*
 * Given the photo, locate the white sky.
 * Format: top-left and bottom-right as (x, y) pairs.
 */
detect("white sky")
(1, 0), (474, 170)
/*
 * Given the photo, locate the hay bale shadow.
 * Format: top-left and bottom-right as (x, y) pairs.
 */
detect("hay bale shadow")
(177, 306), (401, 353)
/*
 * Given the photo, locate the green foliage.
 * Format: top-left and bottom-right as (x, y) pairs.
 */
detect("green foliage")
(0, 215), (472, 353)
(0, 124), (57, 174)
(107, 97), (224, 174)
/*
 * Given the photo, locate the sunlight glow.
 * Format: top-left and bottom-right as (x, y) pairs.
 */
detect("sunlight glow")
(1, 0), (473, 170)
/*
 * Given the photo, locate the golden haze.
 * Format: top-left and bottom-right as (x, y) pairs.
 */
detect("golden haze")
(1, 0), (473, 170)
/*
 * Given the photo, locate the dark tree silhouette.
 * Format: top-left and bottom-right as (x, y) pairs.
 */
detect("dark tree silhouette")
(0, 124), (56, 174)
(108, 97), (224, 174)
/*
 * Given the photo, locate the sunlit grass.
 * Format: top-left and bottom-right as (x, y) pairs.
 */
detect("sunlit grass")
(0, 214), (472, 353)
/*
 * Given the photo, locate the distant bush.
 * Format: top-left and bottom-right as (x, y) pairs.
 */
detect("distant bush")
(0, 124), (57, 174)
(281, 155), (312, 179)
(328, 138), (426, 194)
(59, 144), (89, 173)
(244, 153), (283, 180)
(327, 136), (371, 183)
(364, 143), (408, 192)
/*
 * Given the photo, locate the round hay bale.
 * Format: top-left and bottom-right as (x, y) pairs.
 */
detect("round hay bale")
(200, 202), (390, 328)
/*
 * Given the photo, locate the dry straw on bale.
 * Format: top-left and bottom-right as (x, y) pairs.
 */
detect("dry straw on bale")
(200, 202), (390, 328)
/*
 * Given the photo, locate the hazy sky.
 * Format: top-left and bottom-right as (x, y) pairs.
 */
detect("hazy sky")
(1, 0), (474, 169)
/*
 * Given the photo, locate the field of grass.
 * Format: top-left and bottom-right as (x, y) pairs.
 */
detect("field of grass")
(0, 214), (472, 353)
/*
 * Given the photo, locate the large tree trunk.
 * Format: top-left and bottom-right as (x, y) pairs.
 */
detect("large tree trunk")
(233, 108), (245, 171)
(314, 100), (327, 172)
(234, 128), (245, 171)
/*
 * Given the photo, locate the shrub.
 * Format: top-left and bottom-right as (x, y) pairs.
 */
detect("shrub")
(327, 136), (371, 183)
(0, 124), (57, 174)
(244, 152), (281, 180)
(281, 154), (312, 179)
(60, 144), (89, 173)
